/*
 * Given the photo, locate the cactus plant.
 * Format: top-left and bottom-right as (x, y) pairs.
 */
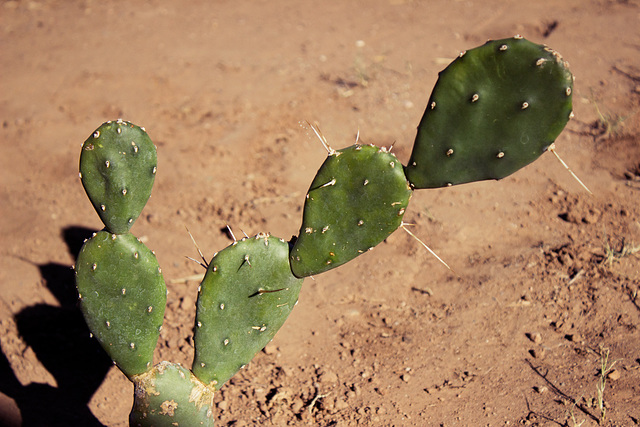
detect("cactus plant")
(74, 36), (574, 425)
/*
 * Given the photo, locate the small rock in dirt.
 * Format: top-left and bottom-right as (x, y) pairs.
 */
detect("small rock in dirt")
(320, 396), (335, 412)
(401, 373), (411, 383)
(290, 398), (304, 413)
(375, 387), (386, 396)
(334, 398), (349, 411)
(353, 384), (362, 396)
(527, 332), (542, 344)
(607, 368), (621, 381)
(318, 370), (338, 383)
(533, 385), (548, 393)
(262, 342), (278, 355)
(529, 348), (546, 359)
(564, 333), (580, 342)
(180, 294), (194, 310)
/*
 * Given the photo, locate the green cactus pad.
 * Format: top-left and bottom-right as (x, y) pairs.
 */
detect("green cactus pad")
(405, 36), (574, 189)
(80, 119), (157, 234)
(192, 233), (303, 388)
(75, 230), (166, 379)
(130, 362), (215, 427)
(290, 144), (412, 278)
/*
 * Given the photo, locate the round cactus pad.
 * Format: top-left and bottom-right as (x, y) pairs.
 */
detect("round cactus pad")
(405, 37), (573, 189)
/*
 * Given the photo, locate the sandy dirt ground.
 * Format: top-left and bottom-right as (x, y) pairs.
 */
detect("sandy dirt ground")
(1, 0), (640, 426)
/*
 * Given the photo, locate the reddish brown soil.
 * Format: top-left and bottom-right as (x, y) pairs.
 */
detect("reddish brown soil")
(1, 1), (640, 426)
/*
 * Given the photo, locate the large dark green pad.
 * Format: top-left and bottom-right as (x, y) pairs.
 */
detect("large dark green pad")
(290, 144), (412, 277)
(75, 230), (166, 378)
(80, 119), (157, 234)
(405, 36), (574, 188)
(192, 233), (303, 389)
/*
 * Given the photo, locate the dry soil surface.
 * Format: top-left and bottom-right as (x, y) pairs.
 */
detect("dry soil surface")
(1, 0), (640, 426)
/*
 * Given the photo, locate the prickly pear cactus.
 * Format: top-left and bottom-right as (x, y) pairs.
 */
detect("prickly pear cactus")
(130, 362), (215, 427)
(79, 119), (157, 234)
(192, 233), (303, 388)
(72, 35), (577, 426)
(75, 230), (166, 378)
(290, 144), (412, 278)
(405, 36), (574, 188)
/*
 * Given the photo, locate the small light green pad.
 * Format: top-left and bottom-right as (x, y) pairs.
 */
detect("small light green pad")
(130, 362), (215, 427)
(80, 119), (157, 234)
(192, 233), (303, 389)
(75, 230), (166, 379)
(290, 144), (412, 278)
(405, 37), (574, 189)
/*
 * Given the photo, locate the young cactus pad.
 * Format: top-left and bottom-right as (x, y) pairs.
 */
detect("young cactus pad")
(130, 362), (215, 427)
(75, 230), (166, 378)
(192, 233), (303, 388)
(404, 36), (574, 189)
(80, 119), (157, 234)
(290, 144), (412, 278)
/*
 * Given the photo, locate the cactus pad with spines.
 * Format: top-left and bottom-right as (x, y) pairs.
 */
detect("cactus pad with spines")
(75, 230), (166, 379)
(405, 36), (574, 189)
(130, 362), (215, 427)
(80, 119), (157, 234)
(290, 144), (412, 278)
(192, 233), (303, 388)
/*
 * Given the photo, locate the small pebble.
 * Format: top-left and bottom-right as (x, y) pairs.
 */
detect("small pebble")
(607, 369), (621, 381)
(318, 370), (338, 383)
(530, 348), (546, 359)
(533, 385), (548, 393)
(291, 398), (304, 413)
(527, 332), (542, 344)
(334, 398), (349, 410)
(262, 342), (277, 355)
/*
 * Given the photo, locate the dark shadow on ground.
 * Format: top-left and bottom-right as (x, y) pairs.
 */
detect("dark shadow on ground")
(0, 226), (113, 427)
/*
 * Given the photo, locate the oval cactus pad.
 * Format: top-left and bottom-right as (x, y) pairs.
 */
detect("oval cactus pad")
(75, 230), (166, 378)
(290, 144), (412, 278)
(130, 361), (215, 426)
(192, 233), (303, 389)
(80, 119), (157, 234)
(405, 37), (574, 189)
